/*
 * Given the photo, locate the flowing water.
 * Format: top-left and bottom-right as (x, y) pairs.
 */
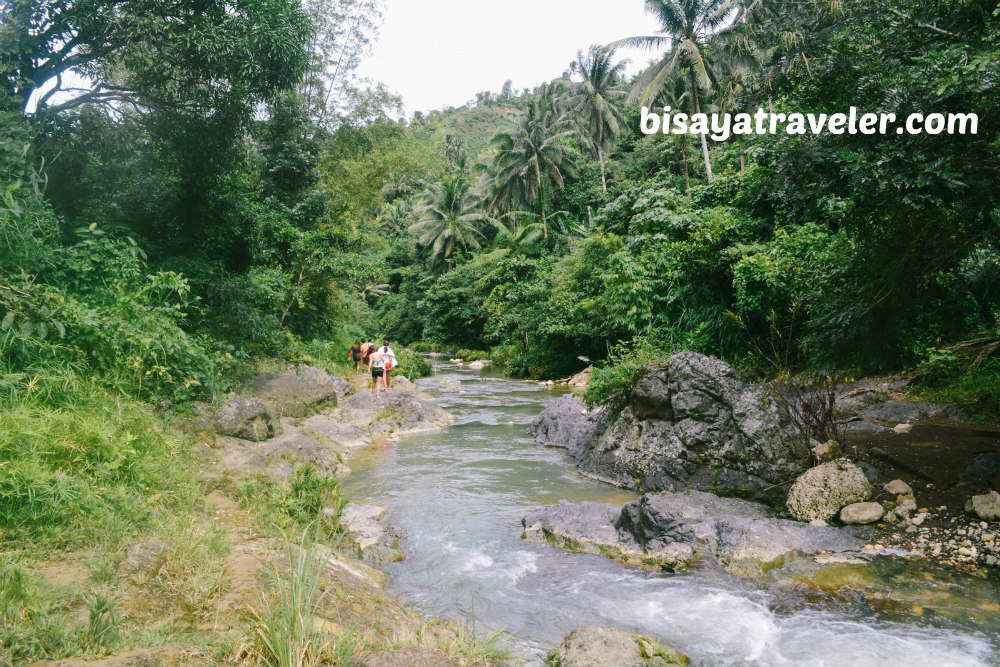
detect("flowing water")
(340, 359), (1000, 666)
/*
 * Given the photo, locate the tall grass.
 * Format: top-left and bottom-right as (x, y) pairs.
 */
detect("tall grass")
(244, 529), (333, 667)
(0, 366), (200, 549)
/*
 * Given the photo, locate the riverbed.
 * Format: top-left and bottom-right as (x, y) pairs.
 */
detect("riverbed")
(340, 359), (999, 666)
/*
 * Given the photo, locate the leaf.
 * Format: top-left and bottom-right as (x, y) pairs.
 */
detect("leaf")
(1, 312), (14, 330)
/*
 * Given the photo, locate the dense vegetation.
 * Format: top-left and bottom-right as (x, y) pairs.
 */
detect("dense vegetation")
(0, 0), (997, 661)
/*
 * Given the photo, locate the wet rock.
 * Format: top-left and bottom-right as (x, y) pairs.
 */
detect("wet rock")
(786, 460), (872, 522)
(893, 423), (914, 434)
(860, 400), (966, 424)
(549, 626), (688, 667)
(339, 503), (403, 563)
(884, 479), (913, 496)
(576, 352), (811, 505)
(468, 359), (490, 369)
(843, 421), (887, 434)
(858, 462), (879, 484)
(530, 395), (609, 459)
(357, 648), (460, 667)
(840, 502), (885, 525)
(966, 490), (1000, 521)
(252, 364), (352, 418)
(523, 490), (862, 574)
(214, 395), (281, 441)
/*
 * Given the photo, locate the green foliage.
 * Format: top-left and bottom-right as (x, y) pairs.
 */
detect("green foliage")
(455, 349), (490, 361)
(582, 338), (669, 409)
(0, 372), (200, 548)
(393, 349), (433, 380)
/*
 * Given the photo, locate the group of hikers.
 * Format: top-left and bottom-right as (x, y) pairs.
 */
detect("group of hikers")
(348, 339), (397, 398)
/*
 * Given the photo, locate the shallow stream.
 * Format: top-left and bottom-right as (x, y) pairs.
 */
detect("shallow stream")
(340, 359), (999, 666)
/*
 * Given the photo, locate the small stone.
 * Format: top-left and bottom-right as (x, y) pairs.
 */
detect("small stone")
(840, 502), (885, 525)
(810, 440), (842, 463)
(958, 547), (973, 556)
(893, 423), (913, 434)
(911, 513), (927, 526)
(809, 519), (829, 527)
(987, 556), (998, 566)
(885, 479), (913, 496)
(982, 521), (990, 530)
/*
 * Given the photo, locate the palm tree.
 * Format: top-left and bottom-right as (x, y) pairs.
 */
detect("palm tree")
(614, 0), (747, 182)
(376, 200), (411, 236)
(482, 83), (578, 239)
(567, 45), (628, 193)
(409, 173), (488, 267)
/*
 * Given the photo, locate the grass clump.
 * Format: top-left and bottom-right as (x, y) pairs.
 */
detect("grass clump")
(234, 465), (346, 541)
(394, 349), (433, 380)
(455, 349), (489, 362)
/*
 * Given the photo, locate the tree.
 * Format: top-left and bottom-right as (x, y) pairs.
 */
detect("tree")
(298, 0), (386, 131)
(1, 0), (311, 118)
(482, 83), (578, 239)
(567, 45), (627, 193)
(614, 0), (747, 182)
(410, 173), (489, 268)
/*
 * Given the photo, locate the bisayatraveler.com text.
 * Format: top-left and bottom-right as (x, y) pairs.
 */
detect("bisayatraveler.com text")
(641, 106), (980, 140)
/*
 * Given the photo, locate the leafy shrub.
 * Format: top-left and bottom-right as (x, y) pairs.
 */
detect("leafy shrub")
(234, 465), (345, 539)
(394, 349), (432, 379)
(582, 338), (669, 409)
(455, 348), (489, 361)
(408, 341), (450, 353)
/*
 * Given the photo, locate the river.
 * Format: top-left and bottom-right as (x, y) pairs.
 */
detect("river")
(340, 358), (999, 666)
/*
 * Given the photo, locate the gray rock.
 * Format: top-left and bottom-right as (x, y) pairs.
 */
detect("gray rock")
(252, 364), (352, 418)
(858, 462), (879, 483)
(576, 352), (811, 505)
(216, 429), (345, 482)
(523, 490), (862, 574)
(549, 626), (688, 667)
(884, 479), (913, 496)
(214, 395), (281, 441)
(336, 388), (452, 437)
(840, 502), (885, 525)
(120, 539), (165, 577)
(786, 460), (872, 522)
(843, 421), (887, 434)
(339, 503), (403, 562)
(860, 400), (965, 424)
(531, 395), (609, 459)
(966, 490), (1000, 521)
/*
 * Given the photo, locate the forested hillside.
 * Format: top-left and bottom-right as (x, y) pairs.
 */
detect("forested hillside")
(0, 0), (998, 663)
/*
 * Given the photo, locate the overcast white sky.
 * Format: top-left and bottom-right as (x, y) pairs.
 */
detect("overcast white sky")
(357, 0), (667, 117)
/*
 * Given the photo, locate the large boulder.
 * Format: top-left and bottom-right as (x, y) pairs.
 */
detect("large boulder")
(522, 490), (863, 574)
(574, 352), (811, 504)
(252, 364), (352, 418)
(215, 395), (281, 441)
(786, 459), (872, 522)
(335, 387), (452, 437)
(549, 626), (688, 667)
(530, 395), (609, 459)
(215, 429), (347, 483)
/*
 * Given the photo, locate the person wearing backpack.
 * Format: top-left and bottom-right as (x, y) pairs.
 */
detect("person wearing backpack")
(379, 340), (397, 389)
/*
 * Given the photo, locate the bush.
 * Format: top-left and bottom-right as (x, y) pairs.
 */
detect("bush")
(455, 348), (489, 361)
(393, 349), (433, 380)
(582, 338), (670, 409)
(408, 341), (450, 353)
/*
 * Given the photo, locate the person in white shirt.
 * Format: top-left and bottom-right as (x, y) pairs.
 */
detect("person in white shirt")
(379, 340), (397, 389)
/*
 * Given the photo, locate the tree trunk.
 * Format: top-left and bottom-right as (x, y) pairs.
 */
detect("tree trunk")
(681, 135), (691, 198)
(690, 67), (713, 182)
(739, 136), (745, 172)
(598, 144), (607, 193)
